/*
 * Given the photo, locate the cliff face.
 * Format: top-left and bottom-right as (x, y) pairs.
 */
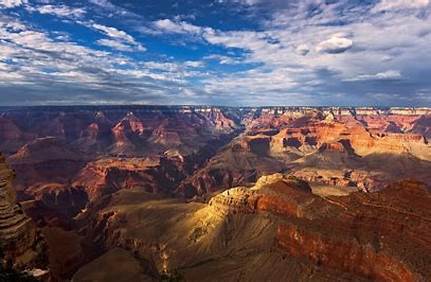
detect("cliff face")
(2, 106), (431, 200)
(209, 175), (431, 281)
(75, 173), (431, 282)
(179, 107), (431, 197)
(0, 153), (45, 270)
(0, 106), (430, 280)
(276, 180), (431, 282)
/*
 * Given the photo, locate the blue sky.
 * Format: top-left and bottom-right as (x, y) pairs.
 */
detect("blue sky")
(0, 0), (430, 106)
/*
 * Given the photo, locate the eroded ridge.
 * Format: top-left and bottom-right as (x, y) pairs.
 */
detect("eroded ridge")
(0, 153), (45, 270)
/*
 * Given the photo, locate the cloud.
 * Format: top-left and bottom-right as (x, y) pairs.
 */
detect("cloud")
(91, 23), (145, 51)
(27, 4), (86, 18)
(373, 0), (429, 12)
(25, 4), (145, 52)
(152, 19), (204, 34)
(137, 2), (429, 106)
(345, 70), (403, 81)
(316, 35), (353, 54)
(229, 0), (261, 6)
(183, 61), (204, 68)
(88, 0), (141, 18)
(203, 29), (279, 55)
(0, 16), (196, 105)
(0, 0), (26, 8)
(204, 54), (242, 64)
(203, 65), (301, 97)
(296, 44), (310, 56)
(96, 39), (134, 52)
(1, 0), (431, 106)
(92, 23), (136, 44)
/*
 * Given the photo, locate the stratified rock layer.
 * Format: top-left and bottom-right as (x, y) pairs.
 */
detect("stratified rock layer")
(0, 106), (430, 281)
(0, 153), (44, 269)
(76, 173), (431, 281)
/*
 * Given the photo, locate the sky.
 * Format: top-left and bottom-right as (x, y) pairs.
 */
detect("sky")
(0, 0), (430, 106)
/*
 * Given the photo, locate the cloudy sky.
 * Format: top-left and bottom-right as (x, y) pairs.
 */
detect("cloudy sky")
(0, 0), (430, 106)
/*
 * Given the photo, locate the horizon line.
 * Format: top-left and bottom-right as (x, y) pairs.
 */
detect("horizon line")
(0, 104), (430, 109)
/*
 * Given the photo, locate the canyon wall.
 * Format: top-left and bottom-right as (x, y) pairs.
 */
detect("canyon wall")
(0, 153), (45, 272)
(0, 106), (430, 281)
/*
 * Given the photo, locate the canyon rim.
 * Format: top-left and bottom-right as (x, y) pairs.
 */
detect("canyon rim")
(1, 0), (431, 281)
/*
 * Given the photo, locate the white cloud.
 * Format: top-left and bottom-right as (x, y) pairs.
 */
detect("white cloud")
(203, 66), (299, 96)
(0, 17), (186, 103)
(184, 61), (204, 68)
(96, 39), (133, 52)
(373, 0), (429, 12)
(91, 23), (145, 52)
(232, 0), (260, 5)
(27, 4), (86, 18)
(152, 19), (203, 34)
(203, 30), (278, 53)
(1, 0), (431, 105)
(296, 44), (310, 56)
(204, 54), (242, 64)
(136, 1), (431, 105)
(92, 24), (136, 44)
(345, 70), (402, 81)
(316, 35), (353, 54)
(0, 0), (26, 8)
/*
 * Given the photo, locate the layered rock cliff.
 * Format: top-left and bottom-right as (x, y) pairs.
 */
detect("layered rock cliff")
(75, 173), (431, 281)
(0, 106), (430, 281)
(208, 175), (431, 281)
(0, 153), (45, 271)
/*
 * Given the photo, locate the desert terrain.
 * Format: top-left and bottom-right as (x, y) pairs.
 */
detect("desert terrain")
(0, 106), (430, 281)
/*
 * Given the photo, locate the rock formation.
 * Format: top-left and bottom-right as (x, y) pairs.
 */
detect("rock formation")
(74, 173), (431, 281)
(0, 106), (430, 281)
(0, 153), (45, 271)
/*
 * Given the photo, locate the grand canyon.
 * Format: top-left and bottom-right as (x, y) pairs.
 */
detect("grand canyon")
(2, 0), (431, 281)
(0, 106), (430, 281)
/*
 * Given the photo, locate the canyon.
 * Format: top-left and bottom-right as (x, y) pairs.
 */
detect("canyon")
(0, 106), (430, 281)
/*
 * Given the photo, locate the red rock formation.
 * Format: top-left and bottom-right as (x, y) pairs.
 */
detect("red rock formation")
(0, 117), (31, 154)
(411, 115), (431, 138)
(7, 137), (87, 197)
(79, 173), (431, 281)
(72, 156), (188, 201)
(277, 224), (418, 281)
(0, 117), (22, 140)
(0, 153), (46, 270)
(210, 175), (431, 281)
(24, 184), (88, 227)
(150, 122), (182, 147)
(274, 179), (431, 281)
(2, 106), (430, 281)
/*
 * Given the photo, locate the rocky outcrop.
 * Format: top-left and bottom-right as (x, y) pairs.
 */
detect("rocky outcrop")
(274, 179), (431, 282)
(79, 173), (431, 281)
(7, 137), (87, 198)
(210, 175), (431, 281)
(72, 158), (163, 200)
(0, 153), (45, 270)
(1, 106), (430, 281)
(277, 224), (419, 282)
(208, 187), (257, 216)
(0, 117), (31, 154)
(23, 184), (89, 227)
(1, 106), (430, 198)
(291, 169), (385, 192)
(111, 113), (146, 155)
(150, 123), (182, 147)
(208, 174), (312, 217)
